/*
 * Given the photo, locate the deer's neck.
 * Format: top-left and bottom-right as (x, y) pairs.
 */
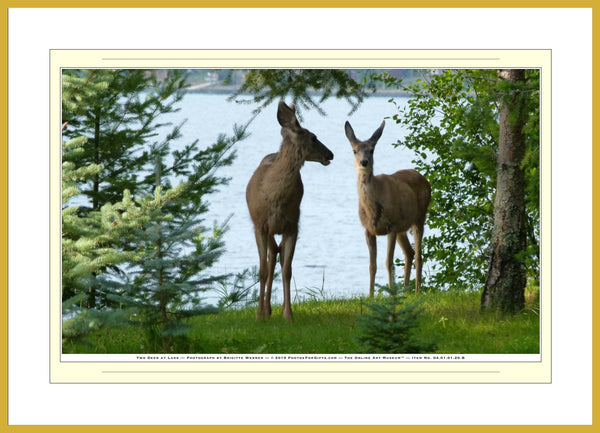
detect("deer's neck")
(258, 139), (305, 208)
(357, 169), (376, 202)
(356, 169), (383, 232)
(273, 138), (305, 180)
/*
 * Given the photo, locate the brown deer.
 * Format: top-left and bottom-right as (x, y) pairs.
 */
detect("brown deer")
(246, 101), (334, 322)
(345, 120), (431, 296)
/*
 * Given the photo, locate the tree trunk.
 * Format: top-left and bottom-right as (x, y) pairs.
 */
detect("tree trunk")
(481, 69), (528, 314)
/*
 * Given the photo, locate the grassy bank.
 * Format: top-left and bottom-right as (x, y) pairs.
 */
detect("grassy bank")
(63, 288), (539, 355)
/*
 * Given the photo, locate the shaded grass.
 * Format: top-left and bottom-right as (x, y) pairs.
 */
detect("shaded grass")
(63, 288), (539, 355)
(405, 289), (540, 354)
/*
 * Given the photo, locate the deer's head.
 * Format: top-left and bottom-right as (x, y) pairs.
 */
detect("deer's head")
(277, 101), (334, 166)
(344, 120), (385, 172)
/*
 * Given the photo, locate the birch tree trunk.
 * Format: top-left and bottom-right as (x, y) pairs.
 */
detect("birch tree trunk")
(481, 69), (528, 314)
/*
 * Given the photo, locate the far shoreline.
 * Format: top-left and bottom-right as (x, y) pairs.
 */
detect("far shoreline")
(185, 83), (410, 98)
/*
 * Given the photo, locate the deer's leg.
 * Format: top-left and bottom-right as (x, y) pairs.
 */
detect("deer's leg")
(365, 230), (377, 297)
(264, 235), (278, 316)
(254, 229), (269, 320)
(386, 232), (397, 290)
(412, 223), (424, 293)
(279, 231), (297, 322)
(397, 232), (415, 290)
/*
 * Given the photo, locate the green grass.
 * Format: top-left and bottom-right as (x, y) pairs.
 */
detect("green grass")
(62, 288), (539, 355)
(405, 289), (540, 354)
(189, 298), (365, 354)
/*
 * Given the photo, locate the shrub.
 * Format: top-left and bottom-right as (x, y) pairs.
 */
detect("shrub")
(354, 284), (436, 354)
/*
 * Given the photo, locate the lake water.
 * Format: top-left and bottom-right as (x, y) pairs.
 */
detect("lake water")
(165, 92), (425, 302)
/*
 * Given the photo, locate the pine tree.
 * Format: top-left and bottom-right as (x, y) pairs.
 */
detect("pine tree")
(61, 133), (139, 340)
(111, 126), (249, 353)
(61, 69), (250, 351)
(62, 69), (189, 308)
(62, 69), (187, 211)
(354, 285), (436, 354)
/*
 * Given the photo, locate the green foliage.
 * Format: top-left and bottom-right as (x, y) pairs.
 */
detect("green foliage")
(62, 134), (126, 295)
(375, 70), (540, 291)
(214, 267), (260, 310)
(61, 69), (250, 351)
(117, 117), (249, 352)
(62, 294), (134, 340)
(62, 69), (188, 211)
(61, 135), (141, 339)
(354, 285), (436, 354)
(109, 190), (224, 352)
(228, 69), (374, 118)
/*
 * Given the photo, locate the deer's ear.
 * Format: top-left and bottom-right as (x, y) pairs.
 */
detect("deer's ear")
(277, 100), (299, 128)
(369, 120), (385, 144)
(344, 121), (357, 143)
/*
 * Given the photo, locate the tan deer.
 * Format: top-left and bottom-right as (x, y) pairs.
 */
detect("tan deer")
(247, 101), (334, 322)
(345, 120), (431, 296)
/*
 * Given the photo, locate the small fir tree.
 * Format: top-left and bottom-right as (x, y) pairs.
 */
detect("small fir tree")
(112, 128), (248, 353)
(355, 285), (436, 354)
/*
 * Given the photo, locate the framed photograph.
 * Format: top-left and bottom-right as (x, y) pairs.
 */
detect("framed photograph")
(51, 49), (551, 384)
(6, 6), (594, 429)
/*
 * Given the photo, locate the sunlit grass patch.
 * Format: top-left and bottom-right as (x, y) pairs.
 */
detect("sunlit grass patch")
(63, 286), (539, 355)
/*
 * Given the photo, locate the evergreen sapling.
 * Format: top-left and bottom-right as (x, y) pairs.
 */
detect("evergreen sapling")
(355, 284), (436, 354)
